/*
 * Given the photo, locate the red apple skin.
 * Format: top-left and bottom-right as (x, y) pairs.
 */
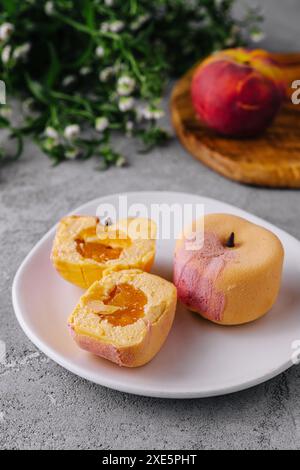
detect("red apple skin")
(191, 59), (283, 137)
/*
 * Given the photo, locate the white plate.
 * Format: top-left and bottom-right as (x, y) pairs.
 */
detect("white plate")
(12, 192), (300, 398)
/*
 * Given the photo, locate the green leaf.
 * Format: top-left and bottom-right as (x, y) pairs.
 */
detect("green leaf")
(45, 43), (61, 89)
(25, 74), (49, 105)
(1, 0), (19, 15)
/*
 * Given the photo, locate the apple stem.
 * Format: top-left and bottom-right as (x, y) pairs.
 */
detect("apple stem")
(226, 232), (235, 248)
(104, 217), (112, 227)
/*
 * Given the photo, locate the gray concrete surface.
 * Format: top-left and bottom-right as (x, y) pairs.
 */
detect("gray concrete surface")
(1, 0), (300, 450)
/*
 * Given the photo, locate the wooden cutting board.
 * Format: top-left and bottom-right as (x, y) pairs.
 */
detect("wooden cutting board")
(171, 53), (300, 188)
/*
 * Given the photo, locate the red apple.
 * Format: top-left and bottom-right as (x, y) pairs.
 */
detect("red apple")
(191, 48), (286, 137)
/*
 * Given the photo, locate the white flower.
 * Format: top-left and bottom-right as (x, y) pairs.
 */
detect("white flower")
(45, 126), (59, 140)
(1, 45), (11, 64)
(45, 1), (55, 16)
(95, 116), (109, 132)
(64, 124), (80, 140)
(250, 30), (266, 43)
(104, 0), (114, 6)
(99, 66), (114, 82)
(13, 42), (31, 61)
(117, 75), (136, 96)
(79, 66), (91, 76)
(100, 22), (110, 33)
(0, 22), (14, 42)
(141, 106), (164, 120)
(130, 14), (150, 31)
(153, 109), (165, 119)
(100, 19), (125, 34)
(142, 107), (154, 120)
(118, 96), (135, 112)
(62, 75), (75, 87)
(109, 21), (124, 33)
(95, 45), (105, 58)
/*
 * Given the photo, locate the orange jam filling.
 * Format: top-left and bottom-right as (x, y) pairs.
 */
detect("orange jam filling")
(75, 239), (122, 263)
(102, 283), (147, 326)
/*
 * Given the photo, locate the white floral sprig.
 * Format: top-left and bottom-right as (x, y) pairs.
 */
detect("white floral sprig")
(141, 106), (165, 121)
(0, 0), (262, 167)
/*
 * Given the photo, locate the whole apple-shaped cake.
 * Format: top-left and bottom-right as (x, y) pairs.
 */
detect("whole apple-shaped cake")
(174, 213), (284, 325)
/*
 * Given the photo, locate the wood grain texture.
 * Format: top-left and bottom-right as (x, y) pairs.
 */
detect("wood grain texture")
(171, 55), (300, 188)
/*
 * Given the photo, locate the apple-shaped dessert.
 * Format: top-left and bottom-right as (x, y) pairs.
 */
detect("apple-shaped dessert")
(68, 269), (177, 367)
(174, 213), (284, 325)
(51, 215), (156, 289)
(191, 48), (286, 137)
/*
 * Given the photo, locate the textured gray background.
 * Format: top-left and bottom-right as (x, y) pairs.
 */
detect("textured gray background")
(1, 0), (300, 450)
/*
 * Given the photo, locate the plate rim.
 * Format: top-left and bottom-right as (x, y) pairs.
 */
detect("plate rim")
(12, 190), (297, 399)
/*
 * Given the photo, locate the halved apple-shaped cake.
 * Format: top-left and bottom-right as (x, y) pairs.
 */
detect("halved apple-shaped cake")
(51, 215), (156, 288)
(68, 269), (177, 367)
